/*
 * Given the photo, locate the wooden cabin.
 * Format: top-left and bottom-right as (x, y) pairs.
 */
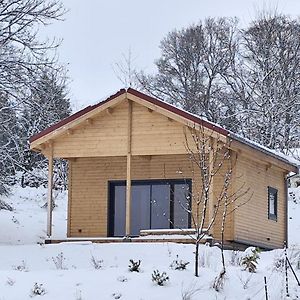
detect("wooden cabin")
(30, 88), (298, 249)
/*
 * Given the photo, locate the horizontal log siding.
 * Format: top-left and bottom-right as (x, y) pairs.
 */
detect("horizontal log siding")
(210, 154), (234, 242)
(131, 102), (192, 155)
(234, 155), (286, 248)
(52, 101), (196, 158)
(53, 101), (128, 158)
(68, 154), (234, 239)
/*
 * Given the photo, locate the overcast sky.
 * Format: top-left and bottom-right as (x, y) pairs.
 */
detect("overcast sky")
(43, 0), (300, 109)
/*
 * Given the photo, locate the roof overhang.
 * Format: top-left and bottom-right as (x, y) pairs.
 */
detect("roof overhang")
(29, 88), (300, 173)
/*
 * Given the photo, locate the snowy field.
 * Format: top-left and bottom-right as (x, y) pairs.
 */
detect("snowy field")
(0, 186), (299, 299)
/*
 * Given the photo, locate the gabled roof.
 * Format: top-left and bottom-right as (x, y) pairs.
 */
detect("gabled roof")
(29, 88), (228, 143)
(29, 88), (299, 172)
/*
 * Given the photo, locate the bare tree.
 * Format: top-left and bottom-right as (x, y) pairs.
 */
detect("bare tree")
(112, 48), (139, 89)
(138, 17), (239, 127)
(0, 0), (67, 195)
(0, 0), (66, 99)
(181, 125), (250, 278)
(226, 12), (300, 151)
(184, 125), (231, 277)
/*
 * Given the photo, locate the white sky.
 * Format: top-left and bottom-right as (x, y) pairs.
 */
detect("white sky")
(43, 0), (300, 109)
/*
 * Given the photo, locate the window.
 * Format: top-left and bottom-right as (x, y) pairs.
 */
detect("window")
(108, 179), (191, 237)
(268, 187), (278, 221)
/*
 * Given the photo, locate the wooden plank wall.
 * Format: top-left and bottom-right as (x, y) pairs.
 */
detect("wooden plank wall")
(68, 154), (234, 240)
(233, 155), (286, 248)
(53, 101), (129, 158)
(52, 101), (196, 158)
(54, 98), (286, 247)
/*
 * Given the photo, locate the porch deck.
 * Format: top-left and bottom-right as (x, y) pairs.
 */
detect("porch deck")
(45, 229), (213, 245)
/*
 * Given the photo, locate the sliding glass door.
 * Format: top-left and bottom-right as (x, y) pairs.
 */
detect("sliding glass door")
(108, 179), (191, 237)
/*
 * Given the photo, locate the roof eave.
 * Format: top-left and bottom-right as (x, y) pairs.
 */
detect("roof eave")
(229, 133), (299, 173)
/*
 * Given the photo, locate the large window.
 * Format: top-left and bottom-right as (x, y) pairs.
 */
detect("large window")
(268, 186), (278, 221)
(108, 179), (191, 237)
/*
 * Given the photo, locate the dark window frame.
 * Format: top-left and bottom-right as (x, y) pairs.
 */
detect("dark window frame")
(107, 179), (192, 237)
(268, 186), (278, 221)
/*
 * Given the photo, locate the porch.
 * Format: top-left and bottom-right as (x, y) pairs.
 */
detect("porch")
(45, 228), (214, 245)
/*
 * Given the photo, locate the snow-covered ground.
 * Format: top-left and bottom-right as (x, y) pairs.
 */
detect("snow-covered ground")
(0, 186), (67, 245)
(0, 186), (300, 299)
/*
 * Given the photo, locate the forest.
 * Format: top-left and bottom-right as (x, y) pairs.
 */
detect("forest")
(1, 0), (300, 197)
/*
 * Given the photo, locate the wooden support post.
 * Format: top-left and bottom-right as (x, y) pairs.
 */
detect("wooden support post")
(47, 145), (54, 238)
(125, 99), (133, 236)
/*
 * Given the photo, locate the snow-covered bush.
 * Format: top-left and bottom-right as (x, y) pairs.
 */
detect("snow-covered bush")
(288, 189), (300, 204)
(240, 247), (260, 273)
(152, 270), (169, 286)
(170, 255), (190, 270)
(30, 283), (46, 297)
(273, 254), (285, 272)
(128, 259), (141, 272)
(112, 292), (122, 299)
(237, 273), (253, 289)
(181, 282), (201, 300)
(90, 255), (103, 270)
(13, 260), (28, 272)
(52, 252), (67, 270)
(117, 276), (128, 282)
(230, 250), (242, 266)
(6, 277), (15, 286)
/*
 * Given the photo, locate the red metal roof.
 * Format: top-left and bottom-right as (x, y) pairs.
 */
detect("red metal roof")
(127, 88), (229, 137)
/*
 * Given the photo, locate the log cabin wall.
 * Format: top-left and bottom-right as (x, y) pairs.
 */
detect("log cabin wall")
(233, 155), (287, 249)
(68, 154), (235, 240)
(30, 93), (289, 248)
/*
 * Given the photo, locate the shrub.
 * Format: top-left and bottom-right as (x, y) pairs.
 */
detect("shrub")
(30, 283), (46, 297)
(52, 252), (67, 270)
(240, 247), (260, 273)
(128, 259), (141, 272)
(117, 276), (128, 282)
(273, 255), (285, 272)
(90, 255), (103, 270)
(6, 277), (15, 286)
(170, 255), (189, 270)
(152, 270), (169, 286)
(112, 292), (122, 299)
(230, 250), (241, 266)
(13, 260), (28, 272)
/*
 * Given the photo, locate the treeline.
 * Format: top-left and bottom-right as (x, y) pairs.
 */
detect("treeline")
(137, 12), (300, 154)
(0, 0), (70, 195)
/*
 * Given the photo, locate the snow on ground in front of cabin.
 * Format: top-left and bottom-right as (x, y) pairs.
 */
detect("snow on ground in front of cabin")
(0, 185), (299, 299)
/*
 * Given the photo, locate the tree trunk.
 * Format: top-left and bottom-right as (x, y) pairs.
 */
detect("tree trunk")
(195, 241), (199, 277)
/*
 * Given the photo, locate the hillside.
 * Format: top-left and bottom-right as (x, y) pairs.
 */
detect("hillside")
(0, 186), (299, 299)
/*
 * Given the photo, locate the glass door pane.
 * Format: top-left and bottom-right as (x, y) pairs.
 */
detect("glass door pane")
(113, 185), (126, 237)
(151, 184), (170, 229)
(173, 183), (190, 228)
(130, 185), (151, 236)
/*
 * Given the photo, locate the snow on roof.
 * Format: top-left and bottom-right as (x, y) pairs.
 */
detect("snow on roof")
(229, 133), (300, 170)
